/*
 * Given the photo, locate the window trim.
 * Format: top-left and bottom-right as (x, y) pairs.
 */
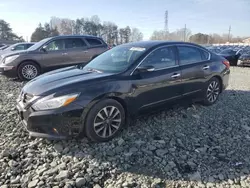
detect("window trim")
(130, 45), (178, 75)
(176, 44), (211, 66)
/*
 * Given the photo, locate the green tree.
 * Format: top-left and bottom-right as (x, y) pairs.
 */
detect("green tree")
(0, 19), (22, 41)
(31, 23), (59, 42)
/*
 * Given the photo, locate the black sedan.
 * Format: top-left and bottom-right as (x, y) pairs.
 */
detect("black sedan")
(16, 41), (230, 142)
(218, 49), (241, 66)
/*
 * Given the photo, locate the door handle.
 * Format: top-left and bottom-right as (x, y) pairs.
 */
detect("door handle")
(171, 73), (181, 78)
(83, 51), (88, 53)
(62, 52), (68, 55)
(202, 65), (210, 70)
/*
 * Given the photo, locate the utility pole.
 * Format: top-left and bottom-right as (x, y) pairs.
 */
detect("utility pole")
(184, 24), (186, 42)
(228, 25), (231, 42)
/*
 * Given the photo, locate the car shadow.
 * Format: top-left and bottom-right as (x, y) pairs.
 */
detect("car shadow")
(47, 89), (250, 186)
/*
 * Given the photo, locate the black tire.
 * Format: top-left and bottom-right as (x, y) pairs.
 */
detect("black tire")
(84, 99), (126, 142)
(17, 61), (40, 81)
(202, 77), (221, 106)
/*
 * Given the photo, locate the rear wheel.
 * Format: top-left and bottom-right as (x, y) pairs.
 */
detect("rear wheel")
(202, 77), (221, 105)
(84, 99), (125, 142)
(17, 61), (40, 80)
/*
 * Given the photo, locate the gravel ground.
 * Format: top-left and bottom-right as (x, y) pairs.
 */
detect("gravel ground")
(1, 67), (250, 188)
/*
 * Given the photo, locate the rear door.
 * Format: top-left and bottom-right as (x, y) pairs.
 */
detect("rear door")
(130, 46), (183, 111)
(176, 45), (211, 96)
(64, 38), (89, 65)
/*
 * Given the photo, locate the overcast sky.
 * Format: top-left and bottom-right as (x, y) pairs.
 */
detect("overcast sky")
(0, 0), (249, 40)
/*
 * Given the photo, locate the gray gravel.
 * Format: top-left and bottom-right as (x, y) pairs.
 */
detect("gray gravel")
(1, 67), (250, 188)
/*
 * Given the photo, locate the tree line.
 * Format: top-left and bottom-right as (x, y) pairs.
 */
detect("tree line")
(150, 29), (247, 44)
(31, 15), (143, 45)
(0, 18), (248, 45)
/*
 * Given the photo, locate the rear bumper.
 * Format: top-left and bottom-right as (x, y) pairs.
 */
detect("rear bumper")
(0, 65), (17, 78)
(16, 101), (84, 139)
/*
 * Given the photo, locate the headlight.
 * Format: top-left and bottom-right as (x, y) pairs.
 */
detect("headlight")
(32, 93), (79, 111)
(4, 55), (19, 64)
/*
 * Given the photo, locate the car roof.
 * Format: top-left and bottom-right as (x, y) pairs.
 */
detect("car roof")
(50, 35), (103, 40)
(13, 42), (36, 45)
(120, 40), (206, 49)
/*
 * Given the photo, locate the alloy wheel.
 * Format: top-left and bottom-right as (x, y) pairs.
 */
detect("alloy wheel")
(93, 106), (122, 138)
(22, 64), (38, 80)
(206, 81), (220, 103)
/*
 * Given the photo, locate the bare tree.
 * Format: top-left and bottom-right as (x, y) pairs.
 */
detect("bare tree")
(130, 28), (143, 42)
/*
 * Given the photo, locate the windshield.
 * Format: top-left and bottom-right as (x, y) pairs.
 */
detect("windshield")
(27, 38), (51, 51)
(82, 45), (146, 73)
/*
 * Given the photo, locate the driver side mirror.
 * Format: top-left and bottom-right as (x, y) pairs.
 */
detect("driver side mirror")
(11, 47), (15, 51)
(136, 65), (155, 73)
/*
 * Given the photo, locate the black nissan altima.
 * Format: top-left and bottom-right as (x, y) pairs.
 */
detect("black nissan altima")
(16, 41), (230, 142)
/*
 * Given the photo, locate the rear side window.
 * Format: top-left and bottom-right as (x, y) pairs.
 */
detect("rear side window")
(65, 38), (87, 49)
(86, 38), (102, 46)
(177, 46), (202, 65)
(200, 49), (210, 60)
(26, 44), (34, 49)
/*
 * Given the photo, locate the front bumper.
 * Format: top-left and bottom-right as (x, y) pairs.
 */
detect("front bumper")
(16, 100), (84, 139)
(0, 65), (17, 77)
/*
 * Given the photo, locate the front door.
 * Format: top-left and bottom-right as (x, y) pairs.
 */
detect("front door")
(130, 46), (183, 111)
(41, 39), (70, 69)
(176, 45), (211, 96)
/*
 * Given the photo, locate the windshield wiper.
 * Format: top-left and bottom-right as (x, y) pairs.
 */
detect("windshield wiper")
(86, 68), (102, 73)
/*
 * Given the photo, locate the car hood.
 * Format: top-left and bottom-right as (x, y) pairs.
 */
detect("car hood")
(22, 66), (114, 96)
(0, 50), (27, 57)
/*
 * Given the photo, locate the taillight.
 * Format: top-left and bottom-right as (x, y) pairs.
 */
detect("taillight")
(222, 60), (230, 69)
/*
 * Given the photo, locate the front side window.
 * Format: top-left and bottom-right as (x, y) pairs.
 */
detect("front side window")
(141, 47), (176, 69)
(45, 39), (64, 51)
(82, 45), (146, 73)
(177, 46), (202, 65)
(65, 38), (86, 49)
(86, 38), (102, 46)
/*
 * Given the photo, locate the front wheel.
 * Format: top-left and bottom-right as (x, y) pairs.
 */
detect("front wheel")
(84, 99), (126, 142)
(202, 77), (221, 106)
(17, 61), (40, 80)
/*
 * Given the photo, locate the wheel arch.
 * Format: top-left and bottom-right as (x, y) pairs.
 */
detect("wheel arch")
(212, 75), (223, 93)
(78, 92), (129, 136)
(17, 59), (42, 72)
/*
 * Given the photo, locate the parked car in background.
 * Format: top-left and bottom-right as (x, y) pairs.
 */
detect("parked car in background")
(218, 49), (241, 66)
(16, 41), (230, 142)
(0, 45), (9, 50)
(0, 35), (108, 80)
(0, 42), (35, 54)
(238, 52), (250, 67)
